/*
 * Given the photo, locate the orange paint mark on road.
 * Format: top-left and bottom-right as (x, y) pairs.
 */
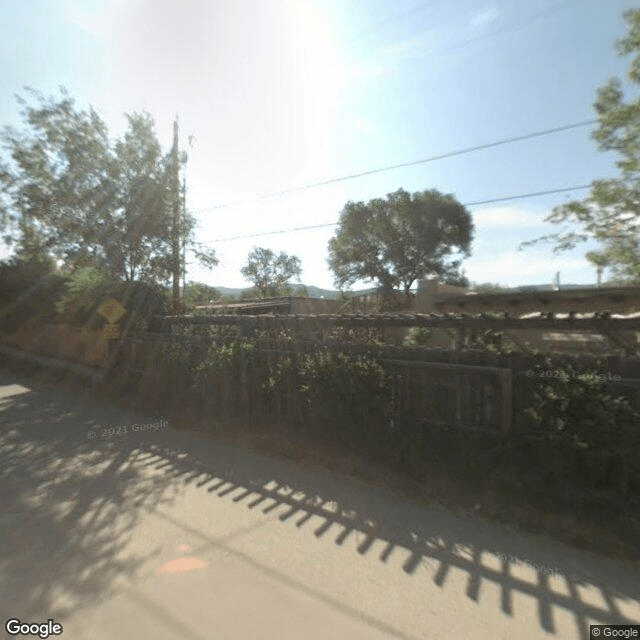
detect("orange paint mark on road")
(156, 556), (208, 575)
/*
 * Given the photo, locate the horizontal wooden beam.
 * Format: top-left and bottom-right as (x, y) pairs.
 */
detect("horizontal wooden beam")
(382, 358), (511, 374)
(156, 313), (640, 331)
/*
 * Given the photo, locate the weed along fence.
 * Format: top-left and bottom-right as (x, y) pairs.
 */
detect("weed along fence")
(115, 312), (640, 435)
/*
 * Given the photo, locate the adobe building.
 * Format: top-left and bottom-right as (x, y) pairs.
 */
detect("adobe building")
(413, 278), (640, 354)
(195, 296), (342, 315)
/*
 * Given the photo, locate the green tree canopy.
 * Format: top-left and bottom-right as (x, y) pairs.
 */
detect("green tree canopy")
(240, 247), (302, 298)
(521, 9), (640, 283)
(327, 188), (473, 296)
(471, 282), (511, 294)
(182, 281), (220, 310)
(0, 87), (217, 285)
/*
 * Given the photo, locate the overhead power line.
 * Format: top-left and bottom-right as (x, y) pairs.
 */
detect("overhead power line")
(463, 184), (590, 207)
(346, 0), (444, 44)
(196, 183), (591, 244)
(191, 119), (596, 215)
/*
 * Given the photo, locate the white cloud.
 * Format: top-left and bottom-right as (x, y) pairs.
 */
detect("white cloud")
(465, 251), (587, 285)
(470, 6), (499, 30)
(472, 206), (541, 228)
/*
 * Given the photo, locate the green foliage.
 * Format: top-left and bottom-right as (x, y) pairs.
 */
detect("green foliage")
(523, 356), (640, 448)
(182, 281), (220, 311)
(442, 271), (470, 288)
(471, 282), (511, 293)
(0, 257), (66, 331)
(240, 247), (302, 298)
(187, 341), (392, 448)
(466, 328), (525, 354)
(108, 111), (175, 282)
(112, 280), (169, 333)
(457, 333), (640, 498)
(0, 87), (115, 265)
(300, 350), (392, 447)
(157, 339), (195, 370)
(55, 267), (168, 330)
(56, 266), (110, 325)
(405, 327), (433, 346)
(521, 9), (640, 282)
(239, 287), (259, 300)
(292, 284), (310, 297)
(585, 236), (640, 285)
(263, 356), (295, 392)
(517, 357), (640, 500)
(191, 339), (257, 416)
(328, 188), (473, 295)
(194, 339), (256, 382)
(0, 88), (217, 286)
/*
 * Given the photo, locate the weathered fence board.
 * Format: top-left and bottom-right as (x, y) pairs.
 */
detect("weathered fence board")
(156, 312), (640, 332)
(382, 359), (512, 432)
(114, 321), (640, 436)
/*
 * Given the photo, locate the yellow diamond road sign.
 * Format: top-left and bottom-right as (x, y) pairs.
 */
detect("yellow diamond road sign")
(97, 298), (127, 324)
(102, 324), (121, 339)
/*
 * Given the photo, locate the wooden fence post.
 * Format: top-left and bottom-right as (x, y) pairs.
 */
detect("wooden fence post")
(500, 369), (513, 433)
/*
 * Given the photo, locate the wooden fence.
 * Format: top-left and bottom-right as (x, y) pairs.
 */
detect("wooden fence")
(114, 313), (640, 435)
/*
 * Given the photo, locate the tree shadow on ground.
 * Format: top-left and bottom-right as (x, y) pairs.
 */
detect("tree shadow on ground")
(0, 368), (178, 624)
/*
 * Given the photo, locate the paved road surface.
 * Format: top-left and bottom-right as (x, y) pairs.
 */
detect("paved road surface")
(0, 367), (639, 639)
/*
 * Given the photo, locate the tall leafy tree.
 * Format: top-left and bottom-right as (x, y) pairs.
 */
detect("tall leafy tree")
(108, 112), (173, 282)
(0, 87), (217, 286)
(182, 281), (220, 310)
(240, 247), (302, 297)
(521, 8), (640, 283)
(328, 188), (473, 298)
(0, 87), (117, 268)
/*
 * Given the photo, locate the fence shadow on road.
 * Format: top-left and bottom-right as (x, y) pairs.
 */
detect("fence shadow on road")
(125, 424), (640, 640)
(0, 368), (638, 640)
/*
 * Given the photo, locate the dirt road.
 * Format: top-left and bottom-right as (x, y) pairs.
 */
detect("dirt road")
(0, 367), (638, 639)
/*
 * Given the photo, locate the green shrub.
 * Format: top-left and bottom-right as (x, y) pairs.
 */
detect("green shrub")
(56, 267), (110, 326)
(56, 268), (168, 331)
(522, 355), (640, 496)
(194, 340), (256, 381)
(300, 349), (392, 449)
(405, 327), (433, 346)
(113, 280), (169, 333)
(0, 258), (66, 332)
(192, 339), (257, 416)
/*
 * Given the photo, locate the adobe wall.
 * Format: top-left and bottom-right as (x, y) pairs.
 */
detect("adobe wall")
(0, 322), (110, 366)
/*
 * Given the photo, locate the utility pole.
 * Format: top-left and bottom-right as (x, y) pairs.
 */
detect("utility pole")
(171, 116), (181, 316)
(182, 172), (186, 299)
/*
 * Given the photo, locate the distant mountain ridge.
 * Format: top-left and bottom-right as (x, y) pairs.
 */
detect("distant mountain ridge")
(212, 285), (377, 300)
(211, 282), (608, 300)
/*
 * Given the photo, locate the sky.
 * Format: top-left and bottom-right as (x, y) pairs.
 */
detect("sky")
(0, 0), (638, 291)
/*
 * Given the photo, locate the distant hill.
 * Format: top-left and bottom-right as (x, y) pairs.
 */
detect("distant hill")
(512, 283), (604, 292)
(208, 282), (610, 301)
(471, 283), (607, 293)
(212, 285), (377, 300)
